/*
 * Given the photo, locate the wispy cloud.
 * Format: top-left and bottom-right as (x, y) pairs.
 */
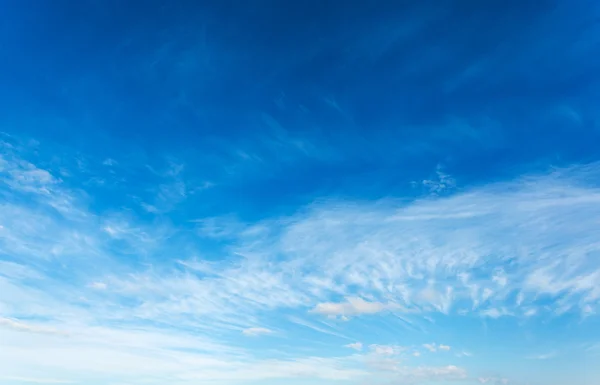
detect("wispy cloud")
(102, 158), (117, 167)
(480, 308), (512, 319)
(242, 327), (274, 336)
(418, 164), (456, 195)
(0, 318), (67, 336)
(88, 281), (107, 290)
(422, 343), (450, 353)
(2, 141), (600, 384)
(369, 344), (405, 356)
(423, 343), (437, 352)
(310, 297), (393, 317)
(344, 342), (363, 351)
(288, 316), (351, 340)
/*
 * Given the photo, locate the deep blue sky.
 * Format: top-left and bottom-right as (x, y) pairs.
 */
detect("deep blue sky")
(3, 0), (600, 220)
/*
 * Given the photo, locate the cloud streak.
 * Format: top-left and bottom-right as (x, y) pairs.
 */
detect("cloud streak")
(311, 297), (393, 317)
(242, 327), (274, 336)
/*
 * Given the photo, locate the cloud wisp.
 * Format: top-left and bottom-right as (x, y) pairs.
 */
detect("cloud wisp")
(242, 327), (274, 336)
(311, 297), (393, 318)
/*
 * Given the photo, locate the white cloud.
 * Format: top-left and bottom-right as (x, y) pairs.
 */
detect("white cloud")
(369, 344), (404, 356)
(344, 342), (363, 351)
(523, 307), (537, 317)
(311, 297), (391, 317)
(287, 316), (351, 340)
(1, 158), (57, 193)
(0, 325), (367, 382)
(423, 343), (437, 352)
(481, 308), (512, 319)
(89, 282), (107, 290)
(242, 327), (273, 336)
(6, 158), (595, 332)
(492, 269), (508, 287)
(361, 350), (468, 382)
(419, 164), (456, 194)
(422, 343), (450, 353)
(1, 319), (467, 385)
(0, 318), (67, 336)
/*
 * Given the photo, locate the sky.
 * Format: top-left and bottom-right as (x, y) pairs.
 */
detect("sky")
(1, 1), (600, 384)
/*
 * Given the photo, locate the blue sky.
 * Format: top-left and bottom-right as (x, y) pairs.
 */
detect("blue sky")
(1, 1), (600, 384)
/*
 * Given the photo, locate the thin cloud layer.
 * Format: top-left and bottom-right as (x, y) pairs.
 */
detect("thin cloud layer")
(2, 141), (599, 384)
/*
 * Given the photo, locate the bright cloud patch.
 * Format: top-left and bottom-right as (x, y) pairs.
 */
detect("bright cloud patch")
(423, 343), (452, 353)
